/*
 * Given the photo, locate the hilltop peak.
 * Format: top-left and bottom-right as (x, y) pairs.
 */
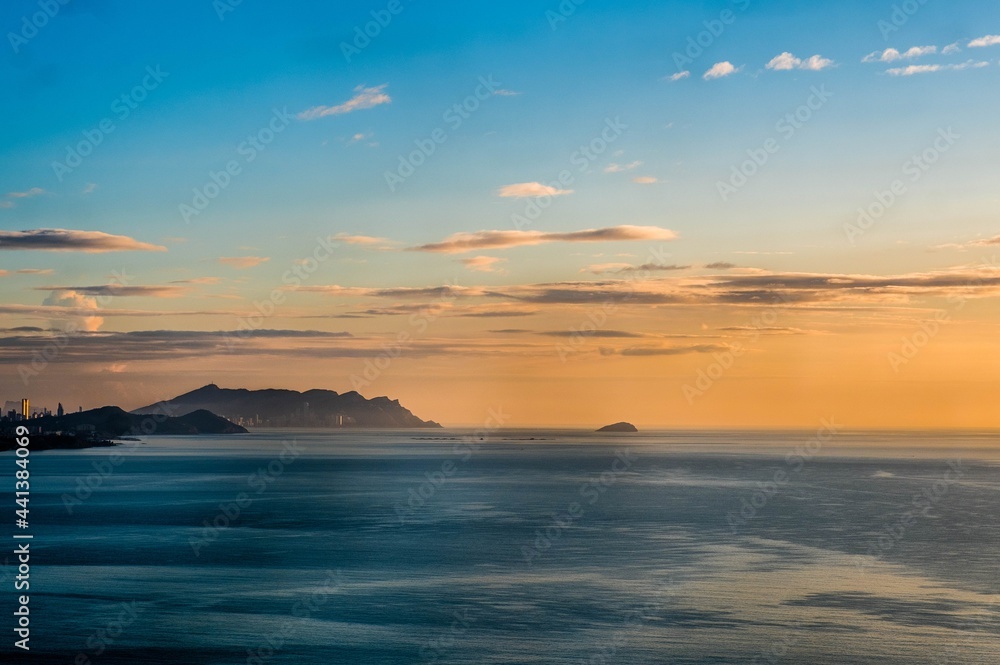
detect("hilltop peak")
(133, 385), (440, 429)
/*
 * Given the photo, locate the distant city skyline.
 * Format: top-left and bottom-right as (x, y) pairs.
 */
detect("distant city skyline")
(2, 1), (1000, 427)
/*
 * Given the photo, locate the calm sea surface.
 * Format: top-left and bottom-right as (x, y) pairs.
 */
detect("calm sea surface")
(5, 429), (1000, 664)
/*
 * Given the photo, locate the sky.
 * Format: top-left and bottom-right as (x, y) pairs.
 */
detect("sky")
(2, 0), (1000, 428)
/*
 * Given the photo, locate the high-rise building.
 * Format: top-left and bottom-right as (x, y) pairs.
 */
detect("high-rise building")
(21, 399), (30, 419)
(57, 403), (64, 417)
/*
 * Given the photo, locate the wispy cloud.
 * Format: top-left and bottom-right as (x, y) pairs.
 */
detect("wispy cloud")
(604, 344), (732, 357)
(41, 291), (104, 331)
(410, 225), (679, 254)
(493, 268), (1000, 307)
(666, 71), (690, 82)
(633, 176), (658, 185)
(170, 277), (222, 285)
(497, 182), (574, 198)
(935, 234), (1000, 250)
(766, 52), (835, 71)
(218, 256), (270, 269)
(604, 161), (642, 173)
(863, 46), (937, 63)
(886, 60), (990, 76)
(82, 183), (98, 194)
(15, 268), (55, 275)
(460, 256), (508, 273)
(719, 326), (822, 336)
(297, 84), (391, 121)
(347, 132), (376, 145)
(35, 284), (189, 298)
(333, 233), (394, 247)
(704, 61), (741, 80)
(7, 187), (46, 199)
(969, 35), (1000, 48)
(582, 263), (689, 275)
(0, 229), (166, 253)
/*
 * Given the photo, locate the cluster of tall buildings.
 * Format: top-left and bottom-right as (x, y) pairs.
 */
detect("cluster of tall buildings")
(1, 398), (69, 422)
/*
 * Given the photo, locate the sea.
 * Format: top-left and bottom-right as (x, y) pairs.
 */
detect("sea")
(4, 429), (999, 664)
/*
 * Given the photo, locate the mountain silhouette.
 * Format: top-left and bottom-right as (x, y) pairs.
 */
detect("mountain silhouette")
(132, 384), (442, 429)
(29, 406), (247, 438)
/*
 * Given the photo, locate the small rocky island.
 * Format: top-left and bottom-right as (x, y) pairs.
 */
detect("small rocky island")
(597, 422), (638, 433)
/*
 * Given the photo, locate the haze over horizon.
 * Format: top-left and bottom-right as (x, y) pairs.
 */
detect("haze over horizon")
(3, 1), (1000, 428)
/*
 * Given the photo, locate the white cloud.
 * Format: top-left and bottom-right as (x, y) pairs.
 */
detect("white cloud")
(218, 256), (270, 269)
(886, 60), (990, 76)
(333, 233), (392, 246)
(942, 43), (961, 55)
(766, 52), (800, 70)
(497, 182), (574, 198)
(411, 225), (678, 254)
(667, 71), (690, 82)
(42, 290), (104, 332)
(581, 263), (634, 275)
(767, 52), (835, 71)
(604, 161), (642, 173)
(969, 35), (1000, 48)
(801, 54), (836, 70)
(633, 176), (658, 184)
(460, 256), (508, 273)
(703, 61), (741, 80)
(7, 187), (46, 199)
(863, 46), (937, 63)
(82, 183), (98, 194)
(347, 132), (375, 145)
(297, 84), (391, 121)
(0, 229), (166, 253)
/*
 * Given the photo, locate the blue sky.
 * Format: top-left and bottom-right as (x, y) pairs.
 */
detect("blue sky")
(2, 1), (1000, 426)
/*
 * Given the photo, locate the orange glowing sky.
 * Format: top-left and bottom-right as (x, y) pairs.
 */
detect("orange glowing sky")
(3, 2), (1000, 428)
